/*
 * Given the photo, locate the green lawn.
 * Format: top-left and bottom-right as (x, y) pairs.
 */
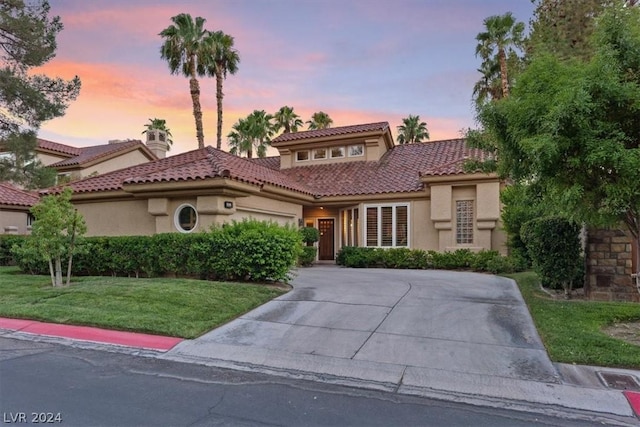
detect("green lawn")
(0, 266), (287, 339)
(507, 272), (640, 369)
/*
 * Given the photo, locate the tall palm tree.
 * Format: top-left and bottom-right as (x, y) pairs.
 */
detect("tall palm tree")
(475, 12), (525, 98)
(201, 30), (240, 150)
(306, 111), (333, 130)
(472, 57), (503, 107)
(274, 106), (303, 134)
(160, 13), (208, 148)
(396, 115), (429, 144)
(141, 118), (173, 150)
(228, 110), (274, 158)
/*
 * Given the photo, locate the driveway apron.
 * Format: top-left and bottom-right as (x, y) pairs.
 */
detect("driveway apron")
(166, 267), (559, 386)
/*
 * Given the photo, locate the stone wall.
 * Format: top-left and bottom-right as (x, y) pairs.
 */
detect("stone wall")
(585, 228), (638, 302)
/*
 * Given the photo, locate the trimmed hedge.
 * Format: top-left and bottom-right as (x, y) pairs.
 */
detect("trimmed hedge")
(10, 220), (303, 283)
(335, 246), (522, 274)
(521, 217), (584, 292)
(0, 235), (27, 266)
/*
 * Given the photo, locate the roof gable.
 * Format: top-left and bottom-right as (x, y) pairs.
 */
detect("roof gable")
(50, 140), (155, 168)
(271, 122), (390, 145)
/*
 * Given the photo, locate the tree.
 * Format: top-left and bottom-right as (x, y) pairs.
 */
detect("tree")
(160, 13), (208, 149)
(475, 12), (525, 98)
(396, 115), (429, 144)
(0, 0), (80, 188)
(200, 30), (239, 150)
(528, 0), (606, 61)
(29, 187), (86, 287)
(274, 106), (303, 134)
(141, 118), (173, 151)
(306, 111), (333, 130)
(228, 110), (274, 158)
(469, 4), (640, 290)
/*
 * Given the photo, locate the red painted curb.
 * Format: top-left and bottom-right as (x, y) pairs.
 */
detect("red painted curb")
(0, 317), (183, 351)
(624, 391), (640, 418)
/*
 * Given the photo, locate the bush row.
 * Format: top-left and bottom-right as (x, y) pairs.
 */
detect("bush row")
(7, 220), (303, 283)
(335, 246), (525, 274)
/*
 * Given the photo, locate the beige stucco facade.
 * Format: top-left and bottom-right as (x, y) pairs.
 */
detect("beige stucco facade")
(0, 208), (31, 235)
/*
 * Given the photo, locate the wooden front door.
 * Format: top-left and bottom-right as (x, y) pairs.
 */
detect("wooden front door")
(318, 218), (335, 260)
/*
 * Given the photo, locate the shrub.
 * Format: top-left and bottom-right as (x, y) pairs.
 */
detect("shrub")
(299, 227), (320, 245)
(521, 217), (583, 294)
(10, 219), (302, 283)
(335, 246), (520, 274)
(299, 246), (317, 266)
(0, 235), (27, 266)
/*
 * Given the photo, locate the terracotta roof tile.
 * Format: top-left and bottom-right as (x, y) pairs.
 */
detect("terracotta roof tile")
(50, 140), (150, 167)
(0, 182), (39, 207)
(48, 138), (487, 199)
(272, 122), (389, 144)
(37, 138), (81, 156)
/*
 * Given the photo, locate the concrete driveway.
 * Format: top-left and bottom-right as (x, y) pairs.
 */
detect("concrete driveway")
(166, 267), (560, 389)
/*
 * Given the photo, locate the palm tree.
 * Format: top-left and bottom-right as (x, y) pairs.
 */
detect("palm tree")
(396, 115), (429, 144)
(141, 118), (173, 150)
(227, 119), (252, 157)
(200, 30), (240, 150)
(228, 110), (274, 158)
(306, 111), (333, 130)
(472, 57), (503, 107)
(475, 12), (525, 98)
(160, 13), (208, 149)
(274, 106), (303, 134)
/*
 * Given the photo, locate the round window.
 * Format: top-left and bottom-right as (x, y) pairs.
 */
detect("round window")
(174, 204), (198, 233)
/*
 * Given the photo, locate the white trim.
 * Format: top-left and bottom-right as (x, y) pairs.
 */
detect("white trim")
(348, 144), (364, 157)
(329, 146), (345, 158)
(296, 150), (310, 162)
(174, 203), (198, 233)
(312, 148), (327, 160)
(363, 203), (410, 248)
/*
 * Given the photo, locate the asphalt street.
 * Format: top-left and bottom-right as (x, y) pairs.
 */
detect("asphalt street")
(0, 337), (605, 427)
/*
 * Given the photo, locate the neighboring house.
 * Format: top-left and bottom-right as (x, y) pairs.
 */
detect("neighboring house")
(46, 122), (507, 259)
(35, 137), (158, 183)
(0, 182), (38, 235)
(0, 132), (164, 234)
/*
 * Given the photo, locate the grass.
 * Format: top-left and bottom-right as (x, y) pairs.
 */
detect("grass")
(507, 271), (640, 369)
(0, 266), (287, 339)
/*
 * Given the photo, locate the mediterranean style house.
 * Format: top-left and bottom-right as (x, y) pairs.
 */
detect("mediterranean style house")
(40, 122), (507, 260)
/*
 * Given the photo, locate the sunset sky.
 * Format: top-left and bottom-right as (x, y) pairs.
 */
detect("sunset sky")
(39, 0), (535, 155)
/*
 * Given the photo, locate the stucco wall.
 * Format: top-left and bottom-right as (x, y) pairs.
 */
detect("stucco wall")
(79, 150), (152, 177)
(76, 200), (155, 236)
(0, 210), (30, 235)
(37, 152), (68, 166)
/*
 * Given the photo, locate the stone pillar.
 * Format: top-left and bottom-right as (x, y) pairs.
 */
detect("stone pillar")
(586, 228), (638, 302)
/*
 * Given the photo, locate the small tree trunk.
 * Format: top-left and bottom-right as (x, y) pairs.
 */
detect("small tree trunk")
(54, 256), (62, 287)
(48, 259), (55, 287)
(66, 211), (78, 286)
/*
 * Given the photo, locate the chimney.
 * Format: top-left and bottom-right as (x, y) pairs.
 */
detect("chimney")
(145, 129), (169, 159)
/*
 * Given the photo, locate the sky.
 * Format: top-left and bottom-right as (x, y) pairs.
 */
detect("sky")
(38, 0), (536, 155)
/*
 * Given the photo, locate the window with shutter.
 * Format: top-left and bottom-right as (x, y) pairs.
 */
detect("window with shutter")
(364, 204), (410, 247)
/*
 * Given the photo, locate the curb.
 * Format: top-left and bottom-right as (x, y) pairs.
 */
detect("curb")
(0, 318), (183, 351)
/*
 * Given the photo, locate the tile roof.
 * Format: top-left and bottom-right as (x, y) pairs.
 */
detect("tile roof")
(0, 182), (39, 207)
(271, 122), (390, 144)
(52, 147), (314, 195)
(37, 138), (82, 156)
(278, 139), (475, 196)
(49, 138), (487, 199)
(49, 140), (150, 168)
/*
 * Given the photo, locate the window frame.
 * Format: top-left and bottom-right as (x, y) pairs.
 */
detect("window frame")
(329, 146), (345, 158)
(313, 148), (327, 160)
(363, 203), (410, 248)
(348, 144), (364, 157)
(174, 203), (198, 233)
(296, 150), (310, 162)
